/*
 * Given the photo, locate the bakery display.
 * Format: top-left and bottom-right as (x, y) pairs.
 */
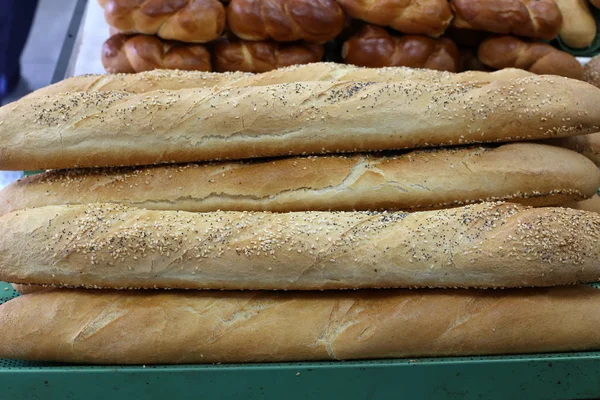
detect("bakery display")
(2, 61), (600, 366)
(2, 71), (599, 171)
(342, 25), (459, 71)
(102, 33), (212, 73)
(2, 285), (600, 364)
(1, 144), (597, 215)
(478, 36), (584, 80)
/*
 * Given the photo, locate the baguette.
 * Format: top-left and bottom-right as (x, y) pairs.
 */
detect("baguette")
(10, 283), (48, 295)
(543, 132), (600, 166)
(2, 285), (600, 364)
(3, 75), (599, 170)
(1, 202), (600, 290)
(24, 63), (534, 99)
(1, 144), (598, 215)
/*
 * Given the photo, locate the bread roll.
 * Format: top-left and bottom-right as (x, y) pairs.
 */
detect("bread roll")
(451, 0), (562, 40)
(2, 74), (598, 171)
(2, 144), (598, 215)
(543, 132), (600, 166)
(102, 34), (212, 73)
(212, 37), (324, 73)
(584, 55), (600, 88)
(227, 0), (345, 43)
(2, 285), (600, 364)
(25, 62), (534, 99)
(342, 25), (459, 72)
(335, 0), (453, 37)
(2, 202), (600, 290)
(553, 0), (597, 48)
(478, 36), (584, 80)
(565, 193), (600, 213)
(99, 0), (226, 43)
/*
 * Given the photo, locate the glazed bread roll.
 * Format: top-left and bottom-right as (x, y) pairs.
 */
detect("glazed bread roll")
(450, 0), (562, 40)
(98, 0), (226, 43)
(335, 0), (453, 37)
(2, 285), (600, 364)
(478, 36), (584, 80)
(2, 144), (598, 215)
(342, 25), (459, 72)
(212, 37), (324, 73)
(25, 63), (534, 99)
(2, 75), (598, 170)
(2, 202), (600, 290)
(584, 55), (600, 88)
(227, 0), (345, 43)
(565, 194), (600, 213)
(102, 34), (212, 73)
(553, 0), (597, 48)
(543, 132), (600, 166)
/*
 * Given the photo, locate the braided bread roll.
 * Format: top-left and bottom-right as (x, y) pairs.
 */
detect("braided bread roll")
(478, 36), (583, 80)
(98, 0), (226, 43)
(227, 0), (345, 43)
(212, 37), (324, 72)
(102, 34), (212, 73)
(450, 0), (563, 40)
(335, 0), (453, 37)
(342, 25), (459, 72)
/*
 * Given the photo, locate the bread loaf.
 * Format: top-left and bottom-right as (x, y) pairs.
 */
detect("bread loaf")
(227, 0), (345, 43)
(3, 74), (598, 170)
(335, 0), (453, 37)
(553, 0), (597, 48)
(2, 144), (598, 215)
(565, 194), (600, 213)
(450, 0), (562, 40)
(25, 62), (534, 98)
(342, 25), (459, 72)
(2, 202), (600, 289)
(478, 36), (584, 80)
(102, 34), (212, 73)
(2, 285), (600, 364)
(212, 37), (324, 72)
(584, 55), (600, 88)
(543, 132), (600, 166)
(99, 0), (226, 43)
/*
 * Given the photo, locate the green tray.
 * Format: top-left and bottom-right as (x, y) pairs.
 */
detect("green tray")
(1, 282), (600, 399)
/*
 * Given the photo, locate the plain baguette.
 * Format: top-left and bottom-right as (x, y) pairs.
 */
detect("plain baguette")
(1, 143), (598, 215)
(3, 75), (599, 170)
(543, 132), (600, 166)
(2, 202), (600, 290)
(23, 62), (534, 99)
(2, 285), (600, 364)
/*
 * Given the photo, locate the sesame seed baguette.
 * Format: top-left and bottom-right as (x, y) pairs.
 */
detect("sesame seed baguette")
(2, 75), (599, 171)
(23, 63), (533, 99)
(1, 285), (600, 364)
(2, 202), (600, 290)
(1, 143), (598, 216)
(565, 194), (600, 214)
(10, 283), (48, 294)
(543, 132), (600, 166)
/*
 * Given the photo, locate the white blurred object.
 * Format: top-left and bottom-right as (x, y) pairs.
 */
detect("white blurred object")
(0, 172), (22, 190)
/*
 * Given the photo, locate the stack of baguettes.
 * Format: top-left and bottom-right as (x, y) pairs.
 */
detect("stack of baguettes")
(98, 0), (593, 82)
(2, 63), (600, 364)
